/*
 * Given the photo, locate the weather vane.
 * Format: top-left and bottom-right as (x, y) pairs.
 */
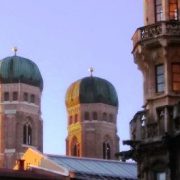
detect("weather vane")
(88, 67), (94, 77)
(12, 47), (18, 56)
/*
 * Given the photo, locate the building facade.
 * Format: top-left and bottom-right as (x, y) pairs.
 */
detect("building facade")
(123, 0), (180, 180)
(0, 54), (43, 168)
(65, 76), (119, 160)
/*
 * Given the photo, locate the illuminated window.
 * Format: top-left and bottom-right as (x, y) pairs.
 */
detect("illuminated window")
(13, 92), (18, 101)
(103, 142), (111, 159)
(23, 123), (32, 145)
(169, 0), (178, 20)
(155, 0), (163, 21)
(155, 64), (164, 93)
(172, 63), (180, 91)
(4, 92), (9, 101)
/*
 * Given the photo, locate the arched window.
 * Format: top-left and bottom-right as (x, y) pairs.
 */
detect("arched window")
(23, 92), (28, 102)
(4, 92), (9, 101)
(74, 114), (78, 123)
(30, 94), (35, 103)
(103, 136), (112, 160)
(71, 137), (80, 157)
(109, 114), (113, 122)
(93, 112), (98, 120)
(23, 122), (32, 145)
(169, 0), (178, 20)
(103, 141), (111, 159)
(84, 112), (90, 120)
(103, 112), (107, 121)
(73, 144), (77, 156)
(69, 116), (73, 125)
(13, 92), (18, 101)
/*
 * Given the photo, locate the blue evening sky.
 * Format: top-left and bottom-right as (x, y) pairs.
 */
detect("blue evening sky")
(0, 0), (143, 154)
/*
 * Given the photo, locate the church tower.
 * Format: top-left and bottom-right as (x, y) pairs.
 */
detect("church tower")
(0, 50), (43, 168)
(65, 73), (119, 160)
(126, 0), (180, 179)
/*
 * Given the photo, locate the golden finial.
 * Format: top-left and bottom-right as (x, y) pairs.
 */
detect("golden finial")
(88, 67), (94, 77)
(12, 47), (18, 56)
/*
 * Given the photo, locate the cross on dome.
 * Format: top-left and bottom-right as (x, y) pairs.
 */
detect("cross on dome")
(12, 47), (18, 56)
(88, 67), (94, 77)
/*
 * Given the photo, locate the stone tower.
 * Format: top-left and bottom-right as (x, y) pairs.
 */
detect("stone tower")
(123, 0), (180, 180)
(0, 54), (43, 168)
(65, 75), (119, 160)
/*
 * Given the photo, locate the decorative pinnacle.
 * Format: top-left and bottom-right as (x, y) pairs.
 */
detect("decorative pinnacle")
(12, 47), (18, 56)
(88, 67), (94, 77)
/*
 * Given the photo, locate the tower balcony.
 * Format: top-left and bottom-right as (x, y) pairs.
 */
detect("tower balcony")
(130, 104), (180, 143)
(132, 21), (180, 49)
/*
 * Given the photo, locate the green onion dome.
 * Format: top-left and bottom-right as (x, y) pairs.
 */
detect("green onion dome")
(66, 76), (118, 108)
(0, 55), (43, 90)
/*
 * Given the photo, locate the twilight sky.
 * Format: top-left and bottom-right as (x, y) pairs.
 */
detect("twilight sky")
(0, 0), (143, 154)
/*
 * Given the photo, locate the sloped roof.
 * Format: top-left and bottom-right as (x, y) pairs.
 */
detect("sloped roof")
(47, 154), (137, 180)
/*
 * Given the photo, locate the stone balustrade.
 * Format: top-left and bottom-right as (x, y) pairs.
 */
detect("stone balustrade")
(132, 21), (180, 48)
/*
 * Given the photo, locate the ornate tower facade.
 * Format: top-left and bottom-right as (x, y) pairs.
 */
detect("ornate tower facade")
(0, 54), (43, 168)
(65, 76), (119, 160)
(126, 0), (180, 179)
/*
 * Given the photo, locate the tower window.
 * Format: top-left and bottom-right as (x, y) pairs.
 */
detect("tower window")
(169, 0), (178, 20)
(155, 0), (163, 22)
(23, 123), (32, 145)
(103, 112), (107, 121)
(13, 92), (18, 101)
(109, 114), (114, 122)
(30, 94), (35, 103)
(155, 64), (164, 93)
(93, 112), (98, 120)
(74, 114), (78, 123)
(103, 142), (111, 159)
(4, 92), (9, 101)
(69, 116), (73, 125)
(71, 137), (80, 157)
(73, 144), (77, 156)
(23, 92), (28, 102)
(84, 112), (90, 120)
(172, 63), (180, 91)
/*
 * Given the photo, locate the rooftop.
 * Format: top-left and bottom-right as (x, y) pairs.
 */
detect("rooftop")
(47, 154), (137, 180)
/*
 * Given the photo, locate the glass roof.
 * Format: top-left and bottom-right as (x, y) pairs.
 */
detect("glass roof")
(47, 155), (137, 180)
